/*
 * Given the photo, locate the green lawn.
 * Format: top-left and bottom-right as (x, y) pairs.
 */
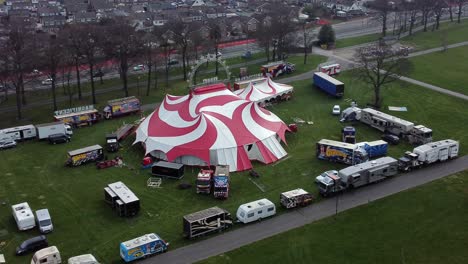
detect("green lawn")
(407, 45), (468, 95)
(335, 33), (381, 48)
(401, 21), (468, 50)
(1, 71), (468, 263)
(200, 170), (468, 264)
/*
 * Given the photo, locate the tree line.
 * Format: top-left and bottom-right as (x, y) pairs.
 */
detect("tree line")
(0, 17), (226, 120)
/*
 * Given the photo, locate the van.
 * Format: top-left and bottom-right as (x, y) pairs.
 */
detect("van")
(68, 254), (99, 264)
(31, 246), (61, 264)
(16, 235), (48, 255)
(36, 209), (53, 233)
(236, 198), (276, 224)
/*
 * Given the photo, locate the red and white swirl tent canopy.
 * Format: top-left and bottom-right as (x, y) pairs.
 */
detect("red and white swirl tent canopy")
(234, 78), (293, 103)
(134, 83), (290, 172)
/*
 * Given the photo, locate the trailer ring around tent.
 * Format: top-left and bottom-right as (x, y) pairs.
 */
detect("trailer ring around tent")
(133, 83), (290, 172)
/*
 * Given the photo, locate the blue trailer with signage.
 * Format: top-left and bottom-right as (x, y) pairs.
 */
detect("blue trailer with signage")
(313, 72), (344, 97)
(120, 233), (169, 262)
(316, 139), (368, 165)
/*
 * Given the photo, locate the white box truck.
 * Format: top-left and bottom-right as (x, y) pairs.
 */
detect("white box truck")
(236, 198), (276, 224)
(12, 202), (36, 231)
(31, 246), (61, 264)
(68, 254), (99, 264)
(36, 122), (73, 140)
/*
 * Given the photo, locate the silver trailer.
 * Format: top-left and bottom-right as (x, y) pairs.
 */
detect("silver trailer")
(341, 107), (432, 145)
(0, 124), (36, 141)
(316, 157), (398, 196)
(398, 139), (459, 171)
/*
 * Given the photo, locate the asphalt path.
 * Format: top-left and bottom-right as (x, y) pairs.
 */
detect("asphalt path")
(147, 156), (468, 264)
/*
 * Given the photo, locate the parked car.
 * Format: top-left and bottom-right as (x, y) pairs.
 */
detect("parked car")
(332, 105), (341, 115)
(216, 51), (222, 57)
(381, 134), (400, 145)
(133, 64), (145, 71)
(41, 78), (53, 85)
(0, 140), (17, 150)
(48, 134), (70, 144)
(15, 235), (48, 255)
(167, 59), (179, 65)
(93, 71), (104, 78)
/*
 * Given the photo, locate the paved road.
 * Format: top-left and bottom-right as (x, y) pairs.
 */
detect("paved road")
(147, 156), (468, 264)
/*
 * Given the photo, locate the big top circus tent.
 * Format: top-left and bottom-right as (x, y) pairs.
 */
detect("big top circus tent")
(234, 77), (293, 104)
(134, 83), (290, 172)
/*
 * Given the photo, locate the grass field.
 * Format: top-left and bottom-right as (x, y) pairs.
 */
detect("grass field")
(407, 45), (468, 95)
(200, 170), (468, 264)
(1, 69), (467, 263)
(401, 21), (468, 50)
(335, 33), (381, 48)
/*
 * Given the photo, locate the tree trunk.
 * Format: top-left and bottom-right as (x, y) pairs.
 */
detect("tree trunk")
(374, 84), (381, 108)
(153, 66), (158, 91)
(75, 59), (82, 99)
(303, 24), (308, 65)
(215, 44), (219, 76)
(450, 6), (454, 22)
(67, 71), (72, 107)
(15, 83), (22, 120)
(382, 11), (388, 37)
(51, 76), (57, 111)
(89, 64), (96, 105)
(458, 3), (462, 23)
(423, 12), (428, 32)
(146, 63), (152, 96)
(20, 79), (26, 105)
(182, 46), (187, 80)
(435, 15), (441, 30)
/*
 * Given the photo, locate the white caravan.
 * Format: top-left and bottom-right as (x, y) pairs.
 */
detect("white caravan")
(68, 254), (99, 264)
(0, 125), (37, 141)
(236, 198), (276, 224)
(31, 246), (61, 264)
(12, 202), (36, 231)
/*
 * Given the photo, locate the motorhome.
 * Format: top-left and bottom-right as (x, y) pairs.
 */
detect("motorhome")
(236, 198), (276, 224)
(12, 202), (36, 231)
(120, 233), (168, 262)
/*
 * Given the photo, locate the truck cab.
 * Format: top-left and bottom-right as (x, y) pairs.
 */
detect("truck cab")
(408, 125), (433, 145)
(315, 170), (343, 196)
(106, 134), (119, 152)
(196, 168), (213, 194)
(398, 151), (420, 171)
(213, 165), (230, 199)
(36, 209), (53, 233)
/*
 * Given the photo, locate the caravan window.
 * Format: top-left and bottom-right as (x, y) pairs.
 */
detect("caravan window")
(247, 213), (254, 218)
(40, 259), (47, 263)
(257, 210), (263, 214)
(267, 207), (274, 212)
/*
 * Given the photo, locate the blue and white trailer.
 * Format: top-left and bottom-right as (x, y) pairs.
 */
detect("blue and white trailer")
(313, 72), (344, 97)
(358, 140), (388, 158)
(120, 233), (169, 262)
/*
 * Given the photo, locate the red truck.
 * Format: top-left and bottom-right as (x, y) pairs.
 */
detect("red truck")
(196, 168), (214, 194)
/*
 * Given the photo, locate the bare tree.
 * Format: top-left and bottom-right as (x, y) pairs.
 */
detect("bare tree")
(270, 5), (295, 60)
(62, 24), (85, 100)
(352, 42), (413, 108)
(456, 0), (467, 23)
(37, 33), (65, 111)
(254, 17), (274, 61)
(300, 21), (315, 64)
(171, 18), (197, 80)
(369, 0), (393, 37)
(418, 0), (434, 32)
(103, 18), (140, 97)
(207, 19), (223, 75)
(76, 24), (102, 105)
(139, 31), (160, 96)
(432, 0), (445, 31)
(159, 28), (174, 88)
(0, 21), (34, 119)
